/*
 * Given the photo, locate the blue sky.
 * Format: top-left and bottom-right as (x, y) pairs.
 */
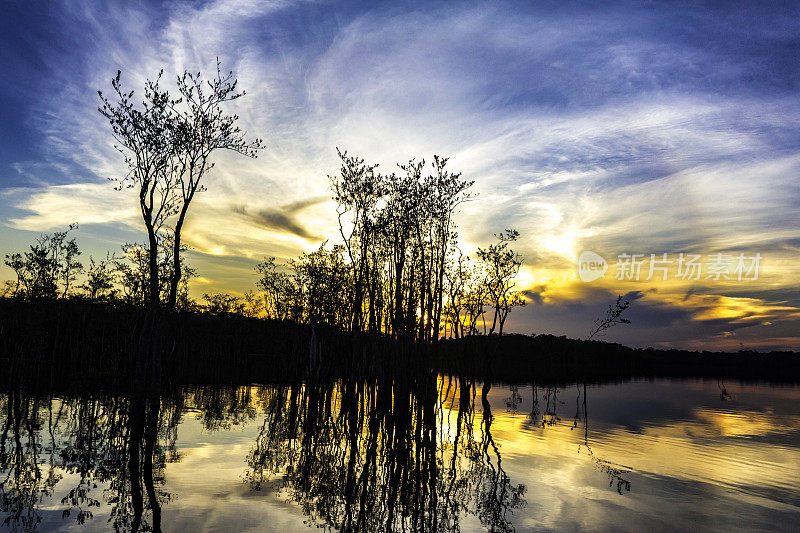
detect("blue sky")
(1, 0), (799, 349)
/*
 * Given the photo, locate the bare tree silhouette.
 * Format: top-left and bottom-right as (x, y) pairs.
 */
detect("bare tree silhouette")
(588, 295), (631, 341)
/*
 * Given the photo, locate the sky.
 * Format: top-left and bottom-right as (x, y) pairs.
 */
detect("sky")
(1, 0), (799, 350)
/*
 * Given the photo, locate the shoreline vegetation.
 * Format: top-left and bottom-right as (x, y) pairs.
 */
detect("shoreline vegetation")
(1, 299), (797, 394)
(2, 63), (797, 396)
(4, 61), (534, 395)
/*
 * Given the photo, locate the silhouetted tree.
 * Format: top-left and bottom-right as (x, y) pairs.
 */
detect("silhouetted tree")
(427, 156), (476, 340)
(202, 292), (245, 315)
(113, 239), (196, 309)
(329, 149), (383, 333)
(477, 229), (526, 337)
(99, 60), (261, 312)
(255, 257), (294, 320)
(587, 295), (631, 340)
(165, 59), (262, 310)
(82, 254), (117, 302)
(3, 224), (82, 300)
(99, 72), (178, 310)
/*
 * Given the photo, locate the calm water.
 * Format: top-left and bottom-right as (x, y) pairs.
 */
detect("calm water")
(1, 378), (799, 532)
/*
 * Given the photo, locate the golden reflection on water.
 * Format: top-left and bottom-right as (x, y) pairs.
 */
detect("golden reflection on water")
(1, 379), (799, 532)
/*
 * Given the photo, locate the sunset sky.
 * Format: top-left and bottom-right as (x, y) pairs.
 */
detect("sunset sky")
(1, 0), (799, 350)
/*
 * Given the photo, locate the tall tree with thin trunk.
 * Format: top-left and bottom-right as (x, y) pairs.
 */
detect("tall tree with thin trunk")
(100, 61), (261, 312)
(166, 60), (262, 310)
(329, 149), (383, 333)
(99, 71), (179, 310)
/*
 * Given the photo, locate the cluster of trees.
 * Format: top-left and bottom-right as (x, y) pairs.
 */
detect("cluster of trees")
(3, 62), (528, 341)
(3, 224), (82, 300)
(251, 150), (526, 340)
(3, 227), (196, 308)
(2, 151), (529, 341)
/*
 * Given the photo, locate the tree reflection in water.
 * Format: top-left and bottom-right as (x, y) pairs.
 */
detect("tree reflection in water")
(0, 391), (179, 532)
(526, 382), (631, 495)
(0, 375), (643, 532)
(0, 370), (532, 532)
(245, 371), (526, 532)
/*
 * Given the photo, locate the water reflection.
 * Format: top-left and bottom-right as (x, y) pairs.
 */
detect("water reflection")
(244, 374), (525, 532)
(1, 378), (799, 532)
(0, 393), (179, 532)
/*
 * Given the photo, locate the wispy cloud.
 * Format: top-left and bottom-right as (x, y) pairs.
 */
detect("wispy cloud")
(1, 0), (799, 348)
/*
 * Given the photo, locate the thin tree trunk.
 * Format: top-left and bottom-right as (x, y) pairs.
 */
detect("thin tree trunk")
(146, 224), (159, 309)
(167, 206), (189, 311)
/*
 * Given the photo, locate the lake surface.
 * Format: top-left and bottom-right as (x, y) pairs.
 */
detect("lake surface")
(1, 378), (799, 532)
